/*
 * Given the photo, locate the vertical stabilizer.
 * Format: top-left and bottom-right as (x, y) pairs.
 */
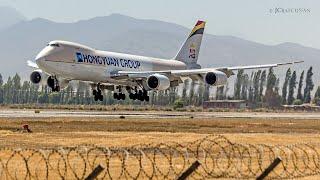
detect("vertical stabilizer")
(174, 20), (205, 69)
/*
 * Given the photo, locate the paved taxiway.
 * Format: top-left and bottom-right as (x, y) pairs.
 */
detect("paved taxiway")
(0, 109), (319, 119)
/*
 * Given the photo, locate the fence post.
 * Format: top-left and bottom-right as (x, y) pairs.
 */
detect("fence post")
(177, 160), (201, 180)
(256, 157), (282, 180)
(85, 164), (104, 180)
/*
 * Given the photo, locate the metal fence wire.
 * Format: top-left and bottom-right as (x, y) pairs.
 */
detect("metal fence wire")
(0, 135), (320, 179)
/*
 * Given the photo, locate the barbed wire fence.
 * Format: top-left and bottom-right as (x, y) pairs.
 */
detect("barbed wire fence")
(0, 135), (320, 179)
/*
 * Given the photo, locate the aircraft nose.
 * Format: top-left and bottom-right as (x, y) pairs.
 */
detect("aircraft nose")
(35, 47), (51, 65)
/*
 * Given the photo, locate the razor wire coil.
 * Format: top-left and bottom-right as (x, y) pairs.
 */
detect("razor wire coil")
(0, 135), (320, 179)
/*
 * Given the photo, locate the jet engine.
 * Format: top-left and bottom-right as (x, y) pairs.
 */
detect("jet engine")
(30, 70), (69, 91)
(30, 70), (48, 85)
(204, 71), (228, 86)
(146, 74), (170, 90)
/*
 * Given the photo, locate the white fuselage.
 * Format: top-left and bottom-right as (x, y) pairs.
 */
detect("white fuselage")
(36, 40), (187, 83)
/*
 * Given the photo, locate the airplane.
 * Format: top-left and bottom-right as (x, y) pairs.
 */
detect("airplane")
(27, 20), (302, 102)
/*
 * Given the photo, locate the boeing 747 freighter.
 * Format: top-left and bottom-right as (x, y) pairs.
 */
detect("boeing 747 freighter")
(28, 20), (302, 101)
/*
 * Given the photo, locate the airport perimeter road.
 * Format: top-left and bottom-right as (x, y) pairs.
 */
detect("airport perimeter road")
(0, 109), (320, 119)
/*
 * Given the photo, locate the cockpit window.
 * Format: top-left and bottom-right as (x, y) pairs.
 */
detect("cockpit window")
(50, 44), (60, 47)
(47, 43), (60, 47)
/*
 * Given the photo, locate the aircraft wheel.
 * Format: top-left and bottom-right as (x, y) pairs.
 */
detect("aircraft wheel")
(99, 95), (104, 101)
(144, 96), (149, 102)
(129, 93), (133, 99)
(93, 89), (97, 96)
(113, 93), (118, 100)
(133, 94), (137, 100)
(94, 95), (99, 101)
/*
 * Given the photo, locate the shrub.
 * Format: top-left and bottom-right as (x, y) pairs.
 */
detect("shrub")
(173, 99), (184, 110)
(313, 97), (320, 106)
(293, 99), (303, 105)
(176, 108), (187, 112)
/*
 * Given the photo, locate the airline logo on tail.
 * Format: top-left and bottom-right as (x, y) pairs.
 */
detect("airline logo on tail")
(174, 20), (205, 67)
(189, 43), (196, 59)
(188, 21), (205, 60)
(189, 20), (205, 38)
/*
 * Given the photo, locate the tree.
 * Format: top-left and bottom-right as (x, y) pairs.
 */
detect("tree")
(169, 87), (177, 105)
(203, 84), (210, 101)
(314, 86), (320, 106)
(182, 79), (188, 100)
(0, 73), (3, 86)
(259, 70), (267, 101)
(224, 82), (229, 99)
(216, 86), (224, 100)
(189, 80), (195, 105)
(275, 78), (280, 94)
(12, 73), (21, 104)
(38, 86), (49, 104)
(266, 68), (277, 93)
(248, 72), (254, 102)
(253, 70), (261, 102)
(304, 67), (314, 103)
(21, 81), (30, 104)
(234, 70), (244, 99)
(265, 68), (280, 107)
(241, 74), (249, 100)
(0, 73), (3, 104)
(287, 71), (297, 105)
(197, 83), (204, 106)
(281, 68), (291, 105)
(296, 71), (304, 101)
(3, 76), (13, 104)
(315, 86), (320, 99)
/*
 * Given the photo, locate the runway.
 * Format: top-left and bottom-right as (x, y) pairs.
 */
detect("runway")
(0, 109), (319, 119)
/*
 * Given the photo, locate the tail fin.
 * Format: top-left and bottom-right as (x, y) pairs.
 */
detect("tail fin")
(174, 20), (205, 69)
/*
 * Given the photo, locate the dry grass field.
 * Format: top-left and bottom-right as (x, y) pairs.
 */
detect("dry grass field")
(0, 116), (320, 148)
(0, 112), (320, 179)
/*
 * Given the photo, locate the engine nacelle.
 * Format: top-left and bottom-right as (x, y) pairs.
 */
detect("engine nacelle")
(30, 70), (48, 85)
(146, 74), (170, 90)
(204, 71), (228, 86)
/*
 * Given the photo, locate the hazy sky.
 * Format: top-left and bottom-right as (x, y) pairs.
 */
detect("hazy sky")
(1, 0), (319, 48)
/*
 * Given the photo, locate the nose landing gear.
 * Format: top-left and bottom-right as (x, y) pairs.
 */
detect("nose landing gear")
(47, 76), (60, 92)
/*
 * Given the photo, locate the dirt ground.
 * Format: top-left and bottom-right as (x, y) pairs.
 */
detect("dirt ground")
(0, 113), (319, 179)
(0, 116), (320, 148)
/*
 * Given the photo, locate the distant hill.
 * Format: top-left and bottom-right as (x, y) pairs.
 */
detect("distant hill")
(0, 7), (26, 30)
(0, 13), (318, 83)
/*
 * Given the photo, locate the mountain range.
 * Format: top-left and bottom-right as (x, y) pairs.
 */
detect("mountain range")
(0, 7), (318, 83)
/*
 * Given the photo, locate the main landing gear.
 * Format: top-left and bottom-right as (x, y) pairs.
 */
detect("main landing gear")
(113, 86), (126, 100)
(112, 86), (149, 102)
(127, 87), (149, 102)
(93, 84), (103, 101)
(92, 84), (150, 102)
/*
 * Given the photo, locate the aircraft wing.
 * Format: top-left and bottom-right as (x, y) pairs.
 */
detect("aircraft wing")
(27, 60), (39, 69)
(111, 60), (303, 79)
(220, 60), (303, 71)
